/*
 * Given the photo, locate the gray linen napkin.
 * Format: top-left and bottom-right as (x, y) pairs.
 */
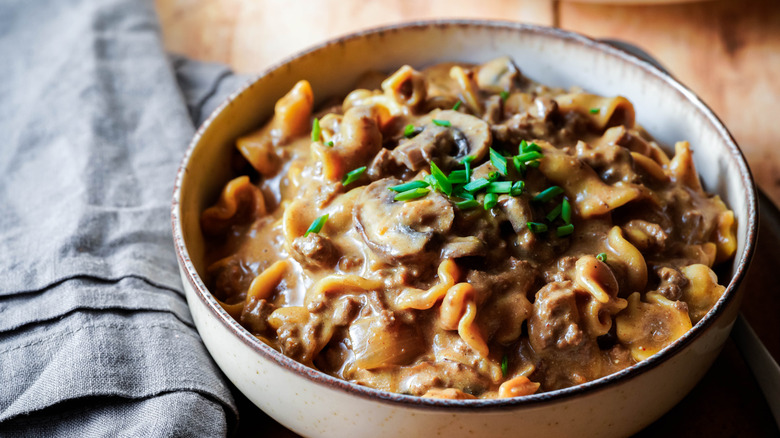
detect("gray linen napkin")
(0, 0), (250, 435)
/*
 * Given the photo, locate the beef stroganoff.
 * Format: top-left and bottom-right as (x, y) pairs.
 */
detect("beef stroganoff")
(200, 57), (736, 399)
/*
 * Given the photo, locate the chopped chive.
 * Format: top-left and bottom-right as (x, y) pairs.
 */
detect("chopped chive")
(500, 91), (510, 101)
(455, 199), (480, 210)
(394, 188), (430, 201)
(501, 354), (509, 377)
(486, 181), (512, 194)
(455, 191), (475, 200)
(311, 118), (321, 142)
(490, 148), (508, 175)
(596, 252), (608, 262)
(515, 151), (544, 162)
(430, 161), (452, 196)
(389, 180), (429, 192)
(521, 141), (541, 153)
(342, 166), (366, 186)
(463, 178), (490, 193)
(432, 119), (451, 127)
(546, 204), (562, 222)
(561, 198), (572, 224)
(527, 222), (548, 233)
(403, 124), (422, 138)
(459, 155), (475, 164)
(326, 140), (334, 147)
(527, 160), (540, 168)
(533, 186), (564, 203)
(589, 108), (600, 114)
(304, 214), (328, 237)
(510, 181), (525, 196)
(465, 159), (472, 181)
(487, 171), (500, 182)
(484, 193), (499, 210)
(513, 156), (527, 175)
(452, 100), (462, 111)
(448, 169), (468, 184)
(556, 223), (574, 237)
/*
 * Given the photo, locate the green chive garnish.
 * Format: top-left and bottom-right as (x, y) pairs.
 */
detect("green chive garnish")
(486, 181), (512, 194)
(311, 118), (321, 142)
(561, 198), (572, 224)
(515, 151), (544, 162)
(527, 160), (540, 168)
(484, 193), (498, 210)
(527, 222), (548, 233)
(533, 186), (564, 203)
(463, 178), (490, 193)
(490, 148), (508, 175)
(520, 141), (541, 153)
(455, 199), (480, 210)
(342, 166), (366, 186)
(487, 171), (500, 182)
(510, 181), (525, 196)
(500, 91), (510, 101)
(430, 161), (452, 196)
(501, 354), (509, 377)
(432, 119), (451, 127)
(513, 156), (527, 175)
(394, 188), (430, 201)
(589, 108), (600, 114)
(465, 159), (472, 181)
(304, 214), (328, 237)
(389, 180), (429, 192)
(326, 140), (334, 147)
(556, 223), (574, 237)
(597, 252), (608, 262)
(452, 100), (462, 111)
(448, 169), (468, 184)
(455, 191), (475, 200)
(403, 124), (418, 138)
(459, 155), (475, 164)
(546, 204), (562, 222)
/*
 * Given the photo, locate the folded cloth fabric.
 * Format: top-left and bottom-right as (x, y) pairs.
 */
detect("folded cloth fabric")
(0, 0), (250, 435)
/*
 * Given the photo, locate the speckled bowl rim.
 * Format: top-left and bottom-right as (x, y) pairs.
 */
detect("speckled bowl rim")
(172, 20), (758, 412)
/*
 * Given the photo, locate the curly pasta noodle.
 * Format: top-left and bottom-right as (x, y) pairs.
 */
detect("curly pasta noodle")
(304, 275), (383, 308)
(201, 176), (266, 235)
(394, 259), (460, 310)
(440, 283), (489, 357)
(246, 260), (289, 302)
(606, 226), (648, 294)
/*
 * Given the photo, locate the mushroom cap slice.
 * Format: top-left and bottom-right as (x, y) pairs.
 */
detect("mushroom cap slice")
(391, 110), (491, 171)
(353, 178), (454, 261)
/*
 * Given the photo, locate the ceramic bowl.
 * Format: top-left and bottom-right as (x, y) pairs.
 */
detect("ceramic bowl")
(172, 21), (757, 437)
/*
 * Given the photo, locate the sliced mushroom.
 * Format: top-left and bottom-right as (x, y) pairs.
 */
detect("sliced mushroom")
(353, 178), (454, 261)
(497, 195), (532, 233)
(441, 236), (487, 258)
(391, 125), (451, 171)
(476, 57), (522, 93)
(391, 109), (491, 171)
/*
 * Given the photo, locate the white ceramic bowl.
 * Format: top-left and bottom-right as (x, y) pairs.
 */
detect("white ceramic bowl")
(172, 21), (757, 437)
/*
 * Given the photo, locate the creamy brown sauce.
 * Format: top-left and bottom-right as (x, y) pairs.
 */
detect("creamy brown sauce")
(201, 58), (736, 399)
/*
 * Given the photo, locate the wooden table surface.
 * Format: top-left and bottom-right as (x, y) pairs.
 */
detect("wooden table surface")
(154, 1), (780, 436)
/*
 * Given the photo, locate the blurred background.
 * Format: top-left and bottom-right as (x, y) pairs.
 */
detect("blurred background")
(155, 0), (780, 205)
